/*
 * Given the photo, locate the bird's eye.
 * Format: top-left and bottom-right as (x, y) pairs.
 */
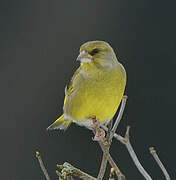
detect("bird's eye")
(90, 48), (99, 55)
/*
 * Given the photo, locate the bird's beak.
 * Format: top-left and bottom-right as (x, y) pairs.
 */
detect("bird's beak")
(76, 50), (92, 63)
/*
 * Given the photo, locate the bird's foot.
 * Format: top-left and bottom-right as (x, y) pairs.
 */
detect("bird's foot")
(92, 128), (106, 141)
(90, 116), (106, 141)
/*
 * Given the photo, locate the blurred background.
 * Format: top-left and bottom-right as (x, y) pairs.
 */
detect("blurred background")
(0, 0), (175, 179)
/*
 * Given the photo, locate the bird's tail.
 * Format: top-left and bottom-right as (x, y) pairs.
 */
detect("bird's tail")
(47, 114), (72, 131)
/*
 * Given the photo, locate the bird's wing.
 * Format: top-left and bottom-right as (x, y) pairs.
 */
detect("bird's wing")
(64, 67), (81, 104)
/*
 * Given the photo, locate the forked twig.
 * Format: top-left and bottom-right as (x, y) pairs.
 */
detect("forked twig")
(36, 151), (51, 180)
(122, 126), (152, 180)
(98, 140), (126, 180)
(101, 125), (153, 180)
(149, 147), (171, 180)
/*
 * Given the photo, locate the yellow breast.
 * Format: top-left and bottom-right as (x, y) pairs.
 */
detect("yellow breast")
(64, 63), (126, 125)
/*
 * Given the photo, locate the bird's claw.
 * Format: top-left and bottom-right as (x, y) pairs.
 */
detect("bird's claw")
(91, 116), (106, 141)
(92, 128), (106, 141)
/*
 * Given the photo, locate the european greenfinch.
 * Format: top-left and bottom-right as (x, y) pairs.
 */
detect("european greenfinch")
(47, 40), (126, 130)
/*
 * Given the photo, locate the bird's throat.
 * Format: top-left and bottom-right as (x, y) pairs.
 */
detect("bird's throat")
(80, 62), (102, 77)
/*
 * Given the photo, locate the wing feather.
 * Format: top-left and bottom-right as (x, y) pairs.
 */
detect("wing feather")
(64, 67), (81, 104)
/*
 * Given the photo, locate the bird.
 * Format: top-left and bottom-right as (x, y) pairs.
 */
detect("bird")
(47, 40), (126, 131)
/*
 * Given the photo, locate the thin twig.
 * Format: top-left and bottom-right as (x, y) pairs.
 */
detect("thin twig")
(97, 152), (109, 180)
(109, 96), (128, 140)
(149, 147), (171, 180)
(109, 168), (115, 180)
(98, 140), (126, 180)
(101, 125), (153, 180)
(57, 162), (96, 180)
(35, 151), (51, 180)
(123, 126), (152, 180)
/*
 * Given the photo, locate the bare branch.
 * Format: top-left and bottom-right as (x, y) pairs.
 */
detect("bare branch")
(149, 147), (171, 180)
(109, 95), (128, 140)
(57, 162), (96, 180)
(98, 140), (126, 180)
(92, 120), (125, 180)
(35, 151), (51, 180)
(101, 125), (153, 180)
(97, 152), (109, 180)
(123, 127), (152, 180)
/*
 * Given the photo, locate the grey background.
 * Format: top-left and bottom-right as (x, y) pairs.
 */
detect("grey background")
(0, 0), (175, 179)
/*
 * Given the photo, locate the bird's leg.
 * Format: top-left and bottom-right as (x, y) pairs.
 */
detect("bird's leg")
(90, 116), (106, 141)
(91, 115), (100, 129)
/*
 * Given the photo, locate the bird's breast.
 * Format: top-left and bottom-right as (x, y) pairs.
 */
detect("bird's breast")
(64, 63), (126, 124)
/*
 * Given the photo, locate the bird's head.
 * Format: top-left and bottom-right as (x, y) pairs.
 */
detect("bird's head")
(77, 41), (119, 69)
